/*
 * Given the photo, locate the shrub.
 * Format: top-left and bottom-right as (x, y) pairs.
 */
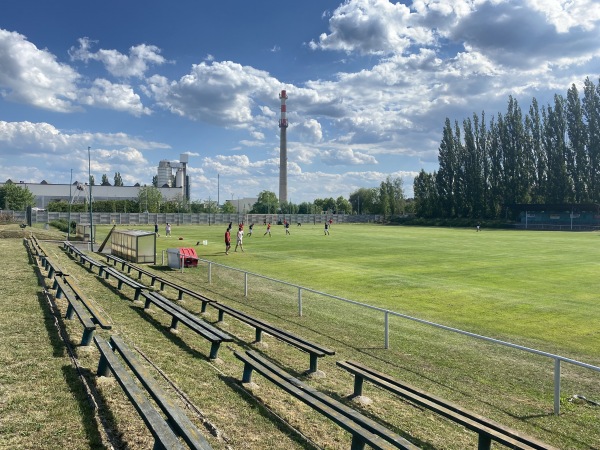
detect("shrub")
(49, 219), (75, 233)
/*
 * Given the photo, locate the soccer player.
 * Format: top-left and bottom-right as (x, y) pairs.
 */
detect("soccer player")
(235, 227), (244, 252)
(224, 227), (231, 255)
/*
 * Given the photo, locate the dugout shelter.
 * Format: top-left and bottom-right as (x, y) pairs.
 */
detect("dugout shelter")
(511, 203), (600, 230)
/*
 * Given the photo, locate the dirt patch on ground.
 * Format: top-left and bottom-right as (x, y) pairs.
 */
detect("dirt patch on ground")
(0, 224), (65, 240)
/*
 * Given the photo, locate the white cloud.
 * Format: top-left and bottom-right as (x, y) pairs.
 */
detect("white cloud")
(309, 0), (430, 55)
(69, 37), (167, 78)
(0, 120), (172, 186)
(78, 79), (151, 116)
(0, 29), (80, 112)
(526, 0), (600, 33)
(0, 119), (168, 162)
(146, 61), (281, 127)
(294, 119), (323, 143)
(321, 148), (378, 166)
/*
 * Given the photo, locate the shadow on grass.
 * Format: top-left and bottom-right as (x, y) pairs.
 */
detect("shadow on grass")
(219, 373), (318, 450)
(95, 278), (141, 304)
(61, 365), (114, 449)
(128, 303), (214, 362)
(26, 249), (118, 449)
(34, 271), (67, 359)
(327, 387), (435, 449)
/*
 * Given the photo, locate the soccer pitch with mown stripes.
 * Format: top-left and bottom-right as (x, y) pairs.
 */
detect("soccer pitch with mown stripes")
(100, 222), (600, 359)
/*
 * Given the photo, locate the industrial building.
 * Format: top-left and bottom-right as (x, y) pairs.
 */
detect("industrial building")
(1, 154), (191, 209)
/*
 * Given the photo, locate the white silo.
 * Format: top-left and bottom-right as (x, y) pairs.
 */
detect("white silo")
(157, 160), (173, 187)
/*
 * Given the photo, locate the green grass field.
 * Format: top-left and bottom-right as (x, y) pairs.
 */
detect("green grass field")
(114, 222), (600, 358)
(2, 222), (600, 449)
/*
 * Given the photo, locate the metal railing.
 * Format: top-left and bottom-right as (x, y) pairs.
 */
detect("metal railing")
(197, 257), (599, 415)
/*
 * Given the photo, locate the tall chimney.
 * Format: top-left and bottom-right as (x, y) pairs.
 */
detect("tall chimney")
(279, 90), (288, 204)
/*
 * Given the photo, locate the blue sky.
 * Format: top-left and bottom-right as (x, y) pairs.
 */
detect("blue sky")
(1, 0), (600, 204)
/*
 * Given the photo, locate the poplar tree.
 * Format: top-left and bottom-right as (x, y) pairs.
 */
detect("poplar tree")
(583, 77), (600, 201)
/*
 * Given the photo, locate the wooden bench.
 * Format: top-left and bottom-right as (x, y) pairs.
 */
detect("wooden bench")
(63, 240), (74, 252)
(105, 254), (161, 287)
(42, 255), (66, 280)
(101, 266), (145, 301)
(104, 253), (128, 270)
(212, 302), (334, 374)
(62, 276), (112, 330)
(336, 360), (556, 450)
(62, 242), (105, 273)
(157, 277), (212, 308)
(140, 290), (232, 360)
(63, 241), (86, 258)
(234, 350), (419, 450)
(30, 235), (47, 258)
(52, 276), (96, 346)
(103, 254), (211, 310)
(94, 335), (213, 450)
(76, 252), (106, 274)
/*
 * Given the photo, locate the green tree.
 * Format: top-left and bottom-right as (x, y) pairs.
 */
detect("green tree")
(314, 197), (337, 213)
(114, 172), (124, 187)
(297, 202), (313, 214)
(378, 177), (405, 216)
(137, 185), (163, 212)
(349, 188), (378, 214)
(436, 118), (458, 217)
(335, 196), (352, 214)
(89, 175), (95, 185)
(413, 170), (438, 218)
(583, 77), (600, 201)
(487, 117), (504, 218)
(190, 200), (207, 213)
(543, 95), (571, 203)
(152, 175), (158, 187)
(101, 174), (111, 186)
(566, 83), (588, 202)
(205, 200), (218, 214)
(250, 191), (278, 214)
(0, 181), (36, 210)
(527, 98), (546, 203)
(221, 201), (236, 213)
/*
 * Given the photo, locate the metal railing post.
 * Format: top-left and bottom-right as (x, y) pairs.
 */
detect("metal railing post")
(384, 311), (389, 349)
(244, 272), (248, 297)
(208, 262), (212, 284)
(554, 358), (561, 415)
(298, 288), (303, 317)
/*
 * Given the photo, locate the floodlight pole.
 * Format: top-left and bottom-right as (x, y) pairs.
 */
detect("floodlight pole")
(68, 169), (72, 241)
(88, 146), (94, 251)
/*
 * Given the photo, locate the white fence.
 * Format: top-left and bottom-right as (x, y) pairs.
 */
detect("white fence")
(195, 256), (599, 416)
(5, 210), (383, 226)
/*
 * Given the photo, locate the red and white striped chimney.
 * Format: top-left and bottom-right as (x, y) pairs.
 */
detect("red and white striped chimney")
(279, 90), (288, 204)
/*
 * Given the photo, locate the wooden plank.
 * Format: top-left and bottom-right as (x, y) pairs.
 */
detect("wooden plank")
(54, 276), (96, 346)
(93, 336), (187, 450)
(145, 291), (231, 342)
(139, 291), (230, 359)
(213, 302), (334, 356)
(110, 336), (213, 450)
(338, 361), (553, 450)
(63, 276), (112, 330)
(235, 350), (417, 450)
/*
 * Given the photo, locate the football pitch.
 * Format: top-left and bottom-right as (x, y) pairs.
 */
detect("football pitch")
(5, 222), (598, 449)
(102, 222), (600, 360)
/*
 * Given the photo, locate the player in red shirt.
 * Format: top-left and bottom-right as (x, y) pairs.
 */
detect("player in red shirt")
(224, 228), (231, 254)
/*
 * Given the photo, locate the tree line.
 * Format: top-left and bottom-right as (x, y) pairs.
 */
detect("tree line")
(413, 77), (600, 220)
(248, 176), (405, 216)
